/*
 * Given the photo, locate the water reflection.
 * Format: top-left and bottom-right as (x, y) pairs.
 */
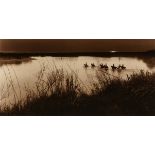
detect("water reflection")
(0, 56), (34, 67)
(0, 55), (155, 106)
(137, 56), (155, 69)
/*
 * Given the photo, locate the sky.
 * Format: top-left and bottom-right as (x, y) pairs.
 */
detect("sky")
(0, 39), (155, 53)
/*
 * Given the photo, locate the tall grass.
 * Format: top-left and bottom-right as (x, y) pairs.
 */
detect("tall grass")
(0, 67), (155, 116)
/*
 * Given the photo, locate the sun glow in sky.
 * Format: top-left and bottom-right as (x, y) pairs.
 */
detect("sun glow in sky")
(110, 50), (117, 53)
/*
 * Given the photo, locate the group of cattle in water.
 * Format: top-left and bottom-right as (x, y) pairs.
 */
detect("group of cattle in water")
(84, 63), (126, 70)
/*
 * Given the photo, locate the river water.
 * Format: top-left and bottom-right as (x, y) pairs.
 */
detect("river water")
(0, 56), (155, 106)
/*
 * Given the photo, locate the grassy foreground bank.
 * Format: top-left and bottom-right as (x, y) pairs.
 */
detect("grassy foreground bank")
(1, 69), (155, 116)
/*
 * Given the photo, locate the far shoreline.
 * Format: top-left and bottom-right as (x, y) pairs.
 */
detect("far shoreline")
(0, 51), (155, 57)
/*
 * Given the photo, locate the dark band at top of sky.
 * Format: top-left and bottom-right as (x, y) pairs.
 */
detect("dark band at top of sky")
(0, 39), (155, 52)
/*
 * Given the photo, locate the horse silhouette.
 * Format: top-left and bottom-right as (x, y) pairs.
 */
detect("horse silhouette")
(84, 63), (89, 68)
(100, 64), (108, 70)
(111, 64), (117, 70)
(91, 63), (96, 68)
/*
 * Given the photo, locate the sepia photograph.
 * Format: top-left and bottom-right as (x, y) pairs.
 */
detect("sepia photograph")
(1, 0), (155, 155)
(0, 39), (155, 115)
